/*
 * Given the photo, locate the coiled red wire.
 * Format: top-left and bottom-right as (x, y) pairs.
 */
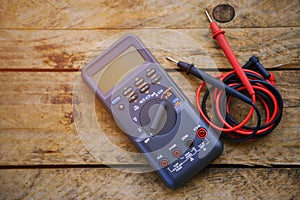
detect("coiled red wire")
(196, 69), (283, 142)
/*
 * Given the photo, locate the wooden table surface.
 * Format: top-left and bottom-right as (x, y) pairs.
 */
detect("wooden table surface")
(0, 0), (299, 199)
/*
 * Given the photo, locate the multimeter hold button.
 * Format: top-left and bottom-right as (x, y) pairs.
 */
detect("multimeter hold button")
(196, 127), (207, 139)
(151, 75), (161, 84)
(111, 96), (121, 105)
(135, 78), (145, 87)
(140, 84), (150, 93)
(185, 139), (194, 149)
(123, 87), (133, 96)
(128, 93), (138, 103)
(160, 159), (169, 168)
(146, 68), (156, 77)
(173, 149), (181, 158)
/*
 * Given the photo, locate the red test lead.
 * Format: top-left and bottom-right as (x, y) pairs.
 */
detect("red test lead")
(205, 10), (255, 97)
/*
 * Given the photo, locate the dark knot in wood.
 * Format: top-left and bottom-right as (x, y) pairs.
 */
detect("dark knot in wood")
(212, 4), (235, 23)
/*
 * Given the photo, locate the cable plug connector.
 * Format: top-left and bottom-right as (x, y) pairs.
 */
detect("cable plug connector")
(269, 72), (275, 86)
(243, 56), (271, 79)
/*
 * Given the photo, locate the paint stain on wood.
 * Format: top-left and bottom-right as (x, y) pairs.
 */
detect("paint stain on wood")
(51, 85), (73, 104)
(63, 111), (74, 124)
(65, 112), (74, 124)
(45, 52), (80, 69)
(34, 44), (59, 51)
(51, 95), (72, 104)
(34, 44), (85, 69)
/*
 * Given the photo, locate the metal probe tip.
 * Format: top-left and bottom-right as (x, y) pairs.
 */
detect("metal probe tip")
(165, 57), (178, 64)
(205, 10), (213, 23)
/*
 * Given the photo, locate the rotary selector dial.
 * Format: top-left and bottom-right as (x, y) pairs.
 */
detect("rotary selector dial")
(139, 98), (177, 136)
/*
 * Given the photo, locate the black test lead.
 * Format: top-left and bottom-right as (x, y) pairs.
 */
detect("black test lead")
(165, 57), (253, 105)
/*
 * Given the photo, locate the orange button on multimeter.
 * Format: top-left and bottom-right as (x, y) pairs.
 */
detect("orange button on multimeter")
(81, 34), (223, 189)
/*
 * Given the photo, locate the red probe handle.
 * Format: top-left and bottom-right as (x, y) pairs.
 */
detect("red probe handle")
(209, 22), (255, 96)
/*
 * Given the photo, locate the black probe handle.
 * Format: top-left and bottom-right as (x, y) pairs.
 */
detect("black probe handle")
(242, 56), (270, 79)
(177, 61), (253, 105)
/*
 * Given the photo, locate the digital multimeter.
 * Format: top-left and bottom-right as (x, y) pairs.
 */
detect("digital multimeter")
(81, 34), (223, 189)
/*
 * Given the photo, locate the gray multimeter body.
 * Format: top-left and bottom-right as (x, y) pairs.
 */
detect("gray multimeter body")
(81, 34), (223, 189)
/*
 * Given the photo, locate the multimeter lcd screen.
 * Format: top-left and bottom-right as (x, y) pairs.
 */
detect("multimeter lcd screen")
(92, 46), (146, 93)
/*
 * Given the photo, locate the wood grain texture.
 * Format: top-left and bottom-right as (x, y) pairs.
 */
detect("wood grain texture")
(0, 0), (299, 29)
(0, 28), (299, 70)
(0, 70), (299, 166)
(0, 168), (299, 200)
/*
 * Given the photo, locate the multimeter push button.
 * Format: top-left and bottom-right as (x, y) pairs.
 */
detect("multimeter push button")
(123, 87), (133, 96)
(146, 68), (156, 77)
(128, 93), (138, 103)
(111, 96), (121, 105)
(118, 104), (125, 110)
(151, 75), (161, 84)
(135, 78), (145, 87)
(140, 84), (150, 93)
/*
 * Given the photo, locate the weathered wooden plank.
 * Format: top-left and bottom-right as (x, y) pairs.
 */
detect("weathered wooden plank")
(0, 70), (299, 165)
(0, 168), (298, 200)
(0, 0), (299, 29)
(0, 28), (299, 70)
(0, 106), (298, 166)
(0, 70), (298, 109)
